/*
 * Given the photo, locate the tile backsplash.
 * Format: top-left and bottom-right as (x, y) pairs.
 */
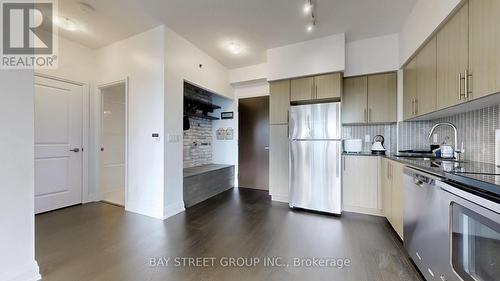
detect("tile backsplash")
(342, 124), (397, 154)
(342, 105), (499, 164)
(398, 105), (499, 164)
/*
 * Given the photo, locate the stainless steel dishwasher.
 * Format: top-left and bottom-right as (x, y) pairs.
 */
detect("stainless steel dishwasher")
(404, 167), (458, 281)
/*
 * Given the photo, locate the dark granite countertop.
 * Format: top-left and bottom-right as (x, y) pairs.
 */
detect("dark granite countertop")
(184, 164), (234, 178)
(384, 155), (500, 201)
(342, 152), (384, 157)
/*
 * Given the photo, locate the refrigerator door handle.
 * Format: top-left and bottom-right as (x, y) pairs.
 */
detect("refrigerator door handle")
(336, 143), (341, 178)
(306, 115), (311, 137)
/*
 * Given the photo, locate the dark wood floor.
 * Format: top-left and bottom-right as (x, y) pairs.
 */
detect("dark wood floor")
(36, 188), (423, 281)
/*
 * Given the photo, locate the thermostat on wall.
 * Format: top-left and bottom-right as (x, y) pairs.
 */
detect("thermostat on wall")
(152, 133), (160, 143)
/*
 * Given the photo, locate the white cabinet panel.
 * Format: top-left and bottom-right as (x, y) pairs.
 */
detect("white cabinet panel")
(342, 155), (381, 215)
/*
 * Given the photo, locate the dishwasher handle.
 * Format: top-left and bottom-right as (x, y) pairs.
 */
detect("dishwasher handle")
(413, 177), (425, 187)
(414, 173), (435, 187)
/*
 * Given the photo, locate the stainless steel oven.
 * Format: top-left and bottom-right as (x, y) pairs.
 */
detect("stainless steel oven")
(405, 167), (500, 281)
(437, 181), (500, 281)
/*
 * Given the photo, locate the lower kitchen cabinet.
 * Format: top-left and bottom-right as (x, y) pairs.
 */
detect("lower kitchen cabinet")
(342, 155), (382, 216)
(381, 158), (404, 240)
(269, 124), (289, 202)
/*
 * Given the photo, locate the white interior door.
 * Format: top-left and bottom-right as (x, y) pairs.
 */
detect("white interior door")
(101, 83), (126, 206)
(34, 76), (83, 214)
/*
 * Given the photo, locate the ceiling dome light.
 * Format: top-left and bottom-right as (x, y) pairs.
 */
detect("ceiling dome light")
(303, 3), (313, 14)
(53, 16), (79, 31)
(227, 42), (242, 55)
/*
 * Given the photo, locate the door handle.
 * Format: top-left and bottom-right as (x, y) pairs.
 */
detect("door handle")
(70, 148), (80, 152)
(264, 146), (269, 150)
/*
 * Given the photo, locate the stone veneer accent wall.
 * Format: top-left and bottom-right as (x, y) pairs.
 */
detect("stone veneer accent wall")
(183, 83), (214, 168)
(183, 117), (213, 168)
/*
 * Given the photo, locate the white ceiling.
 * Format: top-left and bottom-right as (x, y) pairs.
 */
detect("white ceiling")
(57, 0), (417, 69)
(55, 0), (160, 50)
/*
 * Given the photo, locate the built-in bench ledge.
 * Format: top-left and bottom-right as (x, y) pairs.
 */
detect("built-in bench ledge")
(183, 164), (234, 208)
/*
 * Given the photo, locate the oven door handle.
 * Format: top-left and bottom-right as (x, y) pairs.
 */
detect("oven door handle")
(437, 180), (500, 214)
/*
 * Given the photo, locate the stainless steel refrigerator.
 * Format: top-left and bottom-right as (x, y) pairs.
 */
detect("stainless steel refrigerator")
(289, 102), (342, 214)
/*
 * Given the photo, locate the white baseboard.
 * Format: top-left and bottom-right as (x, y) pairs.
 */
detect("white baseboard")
(163, 201), (185, 220)
(0, 260), (41, 281)
(125, 204), (165, 220)
(342, 205), (384, 217)
(271, 195), (289, 203)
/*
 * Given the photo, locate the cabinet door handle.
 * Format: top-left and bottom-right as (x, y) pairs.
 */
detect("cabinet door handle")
(458, 73), (462, 100)
(464, 69), (471, 99)
(414, 98), (418, 115)
(364, 108), (367, 122)
(368, 108), (372, 122)
(411, 98), (415, 115)
(343, 157), (346, 171)
(315, 84), (318, 99)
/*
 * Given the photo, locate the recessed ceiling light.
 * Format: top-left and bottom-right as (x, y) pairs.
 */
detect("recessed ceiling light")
(227, 42), (243, 55)
(306, 24), (314, 32)
(53, 16), (79, 31)
(303, 3), (313, 14)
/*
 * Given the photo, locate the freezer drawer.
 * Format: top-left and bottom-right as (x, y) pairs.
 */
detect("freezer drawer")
(289, 103), (341, 140)
(289, 140), (341, 214)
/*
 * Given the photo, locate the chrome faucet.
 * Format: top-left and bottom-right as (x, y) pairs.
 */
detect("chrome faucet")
(428, 122), (463, 160)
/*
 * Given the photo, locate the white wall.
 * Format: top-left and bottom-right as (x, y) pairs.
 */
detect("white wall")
(229, 63), (267, 85)
(0, 70), (41, 281)
(164, 26), (232, 218)
(37, 36), (96, 83)
(345, 33), (399, 77)
(96, 26), (166, 219)
(399, 0), (461, 65)
(266, 33), (345, 81)
(212, 81), (270, 187)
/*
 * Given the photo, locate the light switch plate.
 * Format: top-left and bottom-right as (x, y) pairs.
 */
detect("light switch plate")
(365, 135), (371, 142)
(433, 134), (438, 143)
(168, 134), (180, 143)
